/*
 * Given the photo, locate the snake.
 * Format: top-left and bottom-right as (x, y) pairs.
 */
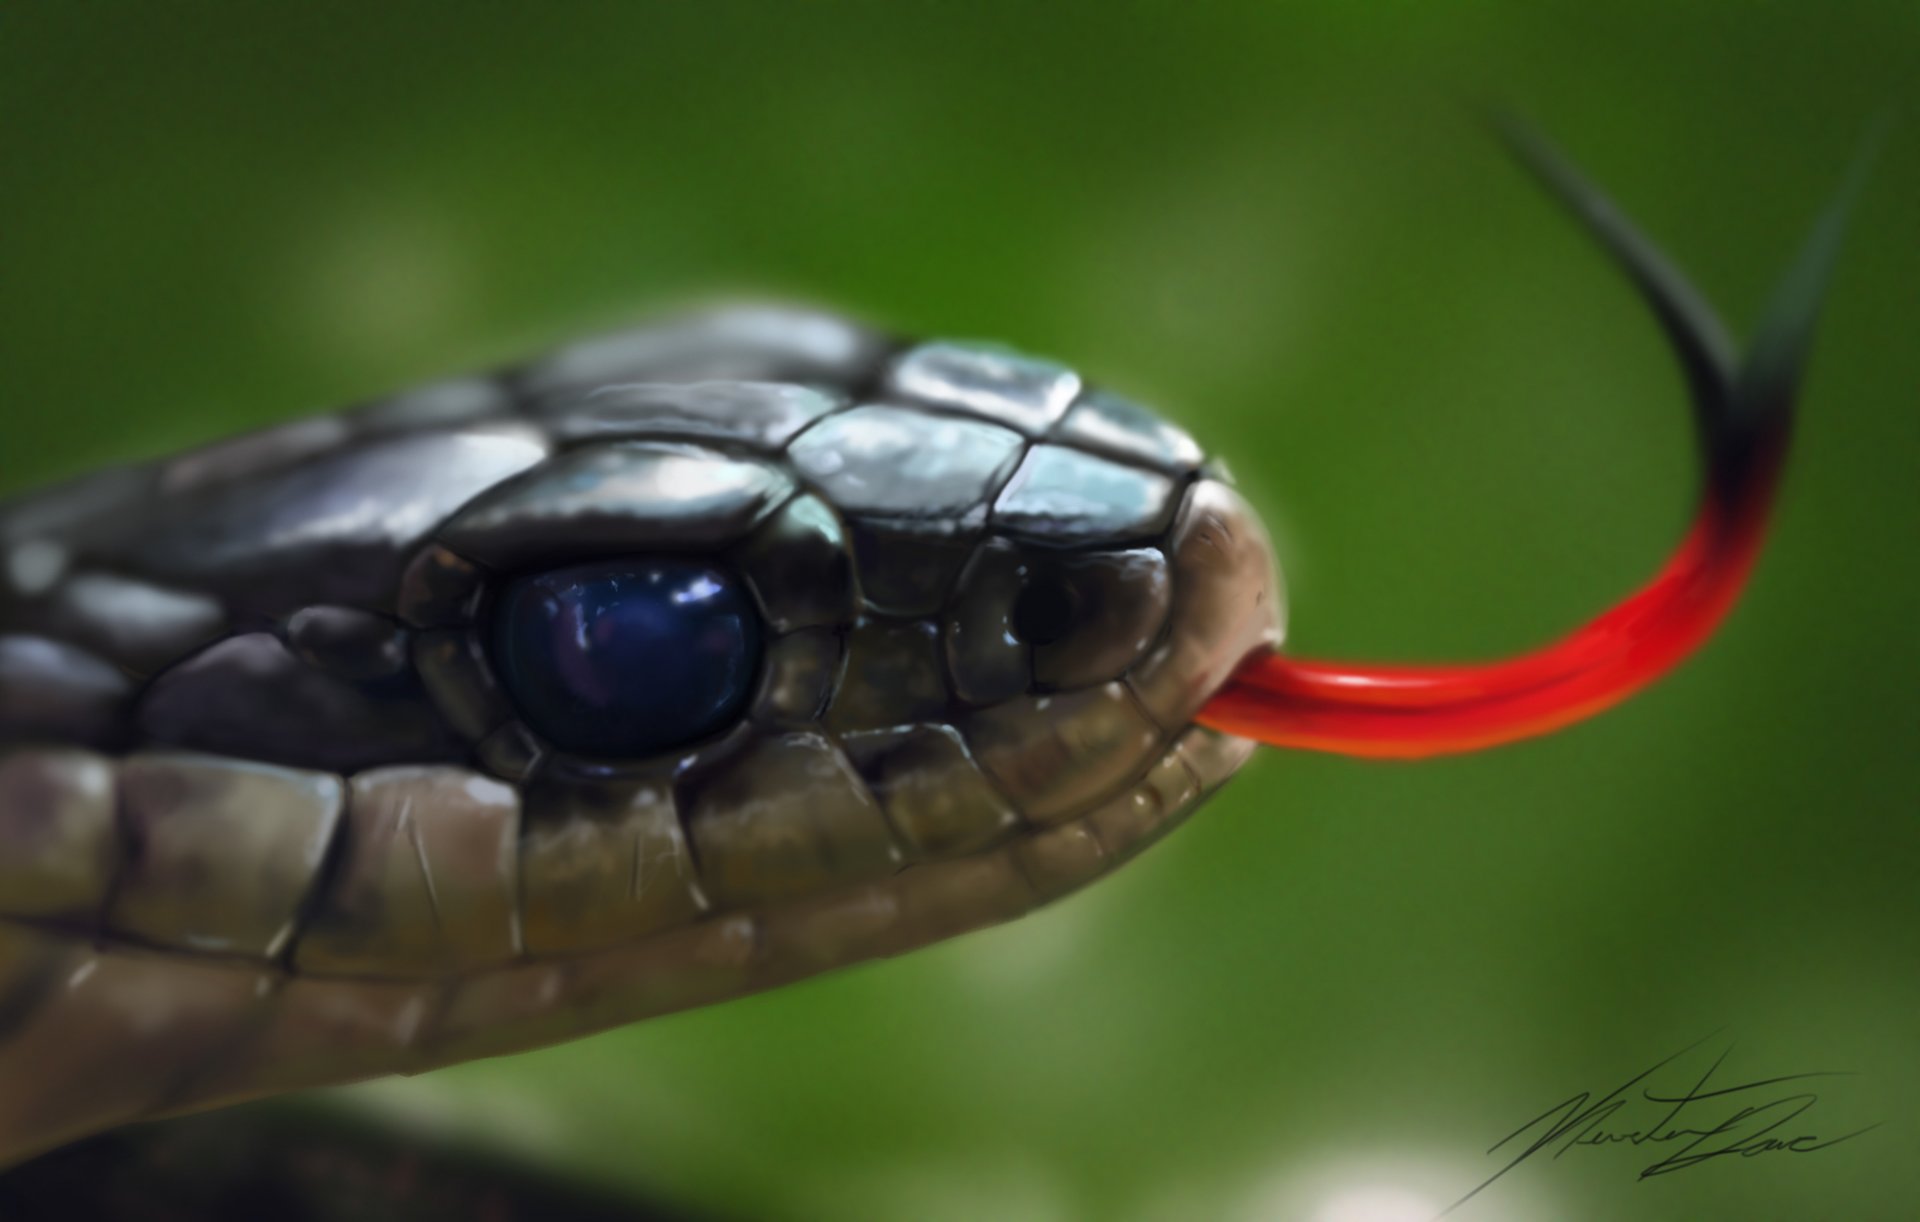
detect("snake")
(0, 123), (1860, 1165)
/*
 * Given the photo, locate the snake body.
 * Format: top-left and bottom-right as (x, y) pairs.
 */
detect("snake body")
(0, 306), (1279, 1163)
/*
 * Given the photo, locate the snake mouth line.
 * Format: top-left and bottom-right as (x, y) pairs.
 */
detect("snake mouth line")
(1197, 118), (1871, 759)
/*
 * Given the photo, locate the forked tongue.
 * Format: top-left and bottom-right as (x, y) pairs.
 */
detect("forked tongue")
(1197, 119), (1873, 759)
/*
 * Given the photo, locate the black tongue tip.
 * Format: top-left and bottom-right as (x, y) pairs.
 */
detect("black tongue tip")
(1724, 122), (1882, 484)
(1489, 111), (1876, 504)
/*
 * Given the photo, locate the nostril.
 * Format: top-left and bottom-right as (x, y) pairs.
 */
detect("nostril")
(1011, 576), (1079, 646)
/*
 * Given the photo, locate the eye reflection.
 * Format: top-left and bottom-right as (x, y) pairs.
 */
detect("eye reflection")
(490, 557), (761, 758)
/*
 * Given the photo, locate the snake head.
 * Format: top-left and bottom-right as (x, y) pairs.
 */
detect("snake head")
(384, 336), (1287, 953)
(0, 304), (1286, 1158)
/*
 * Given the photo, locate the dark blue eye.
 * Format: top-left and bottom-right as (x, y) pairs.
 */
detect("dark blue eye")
(490, 558), (761, 758)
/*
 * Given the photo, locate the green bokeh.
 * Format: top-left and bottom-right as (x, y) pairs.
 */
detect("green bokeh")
(3, 4), (1915, 1219)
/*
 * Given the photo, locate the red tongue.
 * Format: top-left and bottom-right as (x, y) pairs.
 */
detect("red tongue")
(1195, 480), (1775, 759)
(1195, 119), (1867, 760)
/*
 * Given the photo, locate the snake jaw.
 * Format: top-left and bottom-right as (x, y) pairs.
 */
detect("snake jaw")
(1196, 122), (1870, 760)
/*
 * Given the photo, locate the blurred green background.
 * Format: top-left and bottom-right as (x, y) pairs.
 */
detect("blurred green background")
(3, 4), (1915, 1219)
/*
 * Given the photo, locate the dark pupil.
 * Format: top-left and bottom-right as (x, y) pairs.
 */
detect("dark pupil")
(1011, 575), (1078, 646)
(490, 558), (761, 758)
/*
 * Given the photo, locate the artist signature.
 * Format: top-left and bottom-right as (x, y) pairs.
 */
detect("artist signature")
(1444, 1035), (1880, 1214)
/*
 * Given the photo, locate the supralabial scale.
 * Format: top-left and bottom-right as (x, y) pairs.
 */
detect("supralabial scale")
(0, 124), (1861, 1163)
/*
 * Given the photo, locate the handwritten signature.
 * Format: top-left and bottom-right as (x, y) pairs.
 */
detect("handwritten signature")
(1445, 1034), (1879, 1214)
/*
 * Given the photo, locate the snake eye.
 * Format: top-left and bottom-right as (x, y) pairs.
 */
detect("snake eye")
(489, 558), (761, 758)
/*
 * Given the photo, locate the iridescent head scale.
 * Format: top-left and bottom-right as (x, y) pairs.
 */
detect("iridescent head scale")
(0, 122), (1865, 1162)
